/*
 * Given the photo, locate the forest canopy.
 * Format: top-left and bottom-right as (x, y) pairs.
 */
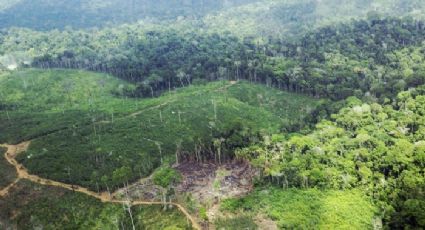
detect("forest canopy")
(2, 16), (425, 101)
(0, 0), (424, 229)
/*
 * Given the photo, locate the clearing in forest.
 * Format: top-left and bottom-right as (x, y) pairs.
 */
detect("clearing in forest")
(0, 69), (322, 191)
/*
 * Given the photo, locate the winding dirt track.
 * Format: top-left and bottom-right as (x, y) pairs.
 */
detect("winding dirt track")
(0, 81), (241, 229)
(0, 142), (201, 230)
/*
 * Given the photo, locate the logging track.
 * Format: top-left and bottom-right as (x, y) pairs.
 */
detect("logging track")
(0, 142), (201, 230)
(0, 81), (240, 229)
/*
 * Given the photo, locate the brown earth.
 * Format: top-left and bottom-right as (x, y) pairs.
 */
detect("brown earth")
(175, 161), (257, 204)
(116, 160), (257, 205)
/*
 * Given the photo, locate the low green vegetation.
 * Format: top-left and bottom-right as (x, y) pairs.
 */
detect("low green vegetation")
(227, 82), (320, 129)
(132, 205), (193, 230)
(1, 69), (320, 190)
(0, 69), (139, 144)
(214, 216), (257, 230)
(152, 167), (182, 188)
(0, 179), (192, 229)
(0, 146), (16, 190)
(221, 187), (378, 229)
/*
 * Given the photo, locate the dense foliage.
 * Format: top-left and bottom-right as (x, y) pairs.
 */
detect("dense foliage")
(271, 17), (425, 99)
(236, 88), (425, 228)
(1, 0), (424, 35)
(1, 17), (425, 101)
(204, 0), (425, 39)
(0, 0), (256, 30)
(152, 167), (182, 188)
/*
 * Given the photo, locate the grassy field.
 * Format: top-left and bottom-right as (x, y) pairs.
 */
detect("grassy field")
(1, 69), (321, 190)
(221, 187), (378, 229)
(0, 146), (17, 190)
(0, 179), (192, 230)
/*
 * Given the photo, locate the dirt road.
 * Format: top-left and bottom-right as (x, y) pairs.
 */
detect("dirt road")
(0, 142), (201, 230)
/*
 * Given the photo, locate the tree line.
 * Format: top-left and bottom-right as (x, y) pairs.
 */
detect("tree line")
(2, 17), (425, 101)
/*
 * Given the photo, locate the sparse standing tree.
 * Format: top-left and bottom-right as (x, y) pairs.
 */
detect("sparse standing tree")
(175, 139), (182, 165)
(213, 138), (225, 165)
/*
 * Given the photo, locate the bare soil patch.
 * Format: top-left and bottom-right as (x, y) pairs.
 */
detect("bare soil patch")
(113, 176), (163, 202)
(115, 160), (257, 205)
(175, 161), (257, 204)
(254, 214), (278, 230)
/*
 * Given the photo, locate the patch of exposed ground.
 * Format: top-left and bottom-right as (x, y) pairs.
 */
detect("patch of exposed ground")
(115, 160), (257, 205)
(113, 176), (163, 202)
(206, 204), (222, 226)
(175, 161), (257, 204)
(254, 214), (278, 230)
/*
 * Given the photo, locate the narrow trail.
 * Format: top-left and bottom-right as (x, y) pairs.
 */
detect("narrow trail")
(99, 80), (237, 126)
(126, 100), (174, 118)
(0, 142), (202, 230)
(123, 80), (237, 119)
(0, 178), (20, 197)
(0, 81), (239, 229)
(98, 100), (176, 124)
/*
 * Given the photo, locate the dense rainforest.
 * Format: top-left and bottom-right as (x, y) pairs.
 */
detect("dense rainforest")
(0, 0), (257, 30)
(236, 88), (425, 228)
(2, 17), (425, 101)
(0, 0), (424, 229)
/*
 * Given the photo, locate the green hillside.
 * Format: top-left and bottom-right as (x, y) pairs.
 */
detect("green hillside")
(0, 69), (321, 190)
(0, 69), (139, 144)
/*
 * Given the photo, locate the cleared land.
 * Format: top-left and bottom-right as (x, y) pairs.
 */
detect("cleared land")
(0, 69), (382, 229)
(0, 69), (321, 190)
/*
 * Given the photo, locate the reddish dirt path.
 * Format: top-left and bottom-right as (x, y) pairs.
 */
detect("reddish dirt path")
(0, 142), (201, 230)
(0, 80), (246, 230)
